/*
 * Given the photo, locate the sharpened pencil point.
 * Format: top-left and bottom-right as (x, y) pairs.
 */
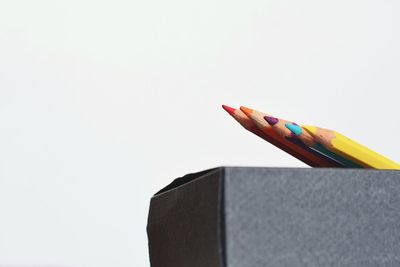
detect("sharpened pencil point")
(285, 123), (302, 136)
(222, 104), (236, 115)
(239, 106), (253, 117)
(264, 116), (279, 126)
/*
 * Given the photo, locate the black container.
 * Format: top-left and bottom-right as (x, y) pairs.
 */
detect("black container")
(147, 167), (400, 267)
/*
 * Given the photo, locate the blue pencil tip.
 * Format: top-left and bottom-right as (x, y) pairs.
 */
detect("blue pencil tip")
(285, 123), (302, 136)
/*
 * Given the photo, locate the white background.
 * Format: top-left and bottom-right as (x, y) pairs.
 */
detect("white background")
(1, 0), (399, 266)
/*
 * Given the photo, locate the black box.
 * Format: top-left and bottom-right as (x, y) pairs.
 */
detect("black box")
(147, 167), (400, 267)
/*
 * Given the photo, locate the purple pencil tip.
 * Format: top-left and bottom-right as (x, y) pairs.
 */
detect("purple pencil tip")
(264, 116), (279, 126)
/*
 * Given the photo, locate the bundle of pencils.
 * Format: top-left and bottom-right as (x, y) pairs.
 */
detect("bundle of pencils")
(222, 105), (400, 170)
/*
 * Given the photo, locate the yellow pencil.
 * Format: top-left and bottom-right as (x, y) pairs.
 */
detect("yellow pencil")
(303, 126), (400, 170)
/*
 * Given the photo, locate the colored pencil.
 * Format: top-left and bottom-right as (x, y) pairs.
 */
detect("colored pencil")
(222, 105), (268, 139)
(302, 126), (400, 170)
(222, 105), (322, 167)
(264, 114), (362, 168)
(237, 106), (342, 167)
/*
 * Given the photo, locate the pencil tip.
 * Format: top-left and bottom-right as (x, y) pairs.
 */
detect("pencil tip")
(222, 104), (236, 115)
(264, 116), (279, 126)
(239, 106), (253, 116)
(285, 123), (302, 136)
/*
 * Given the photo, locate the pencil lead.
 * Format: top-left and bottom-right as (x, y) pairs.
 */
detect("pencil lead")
(239, 106), (253, 117)
(222, 104), (236, 115)
(264, 116), (279, 126)
(285, 123), (302, 136)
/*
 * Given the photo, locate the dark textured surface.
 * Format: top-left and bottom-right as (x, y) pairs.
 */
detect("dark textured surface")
(147, 167), (400, 267)
(147, 168), (224, 267)
(224, 167), (400, 267)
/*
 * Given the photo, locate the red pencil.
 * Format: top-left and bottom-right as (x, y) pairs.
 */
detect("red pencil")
(222, 105), (339, 167)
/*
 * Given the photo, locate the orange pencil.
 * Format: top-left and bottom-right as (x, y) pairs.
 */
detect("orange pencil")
(222, 105), (339, 167)
(238, 106), (342, 168)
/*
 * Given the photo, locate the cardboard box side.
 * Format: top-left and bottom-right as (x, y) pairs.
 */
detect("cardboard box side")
(223, 167), (400, 267)
(147, 168), (224, 267)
